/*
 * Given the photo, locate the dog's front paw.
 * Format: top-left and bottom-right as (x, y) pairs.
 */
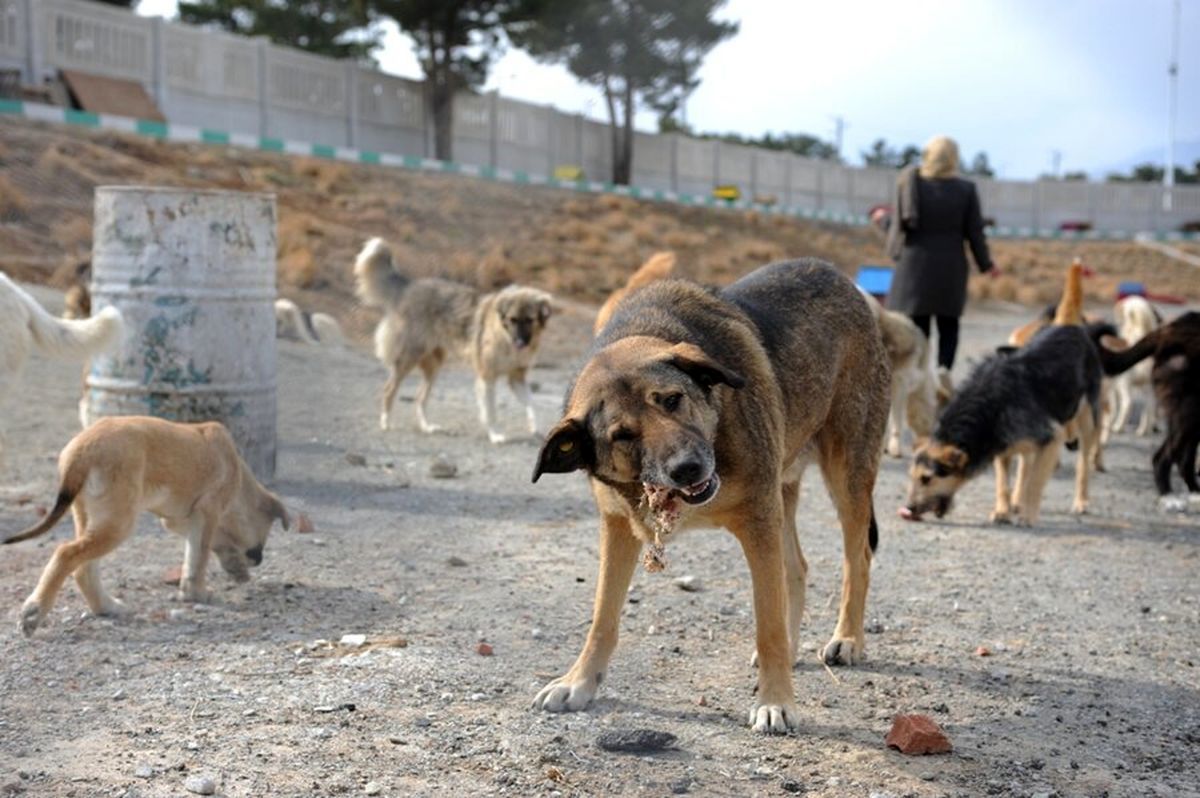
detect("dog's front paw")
(989, 509), (1012, 525)
(379, 413), (390, 431)
(418, 422), (443, 435)
(885, 437), (902, 459)
(96, 596), (132, 618)
(18, 600), (42, 636)
(532, 674), (598, 713)
(487, 430), (509, 445)
(749, 701), (800, 734)
(820, 635), (865, 666)
(1071, 499), (1088, 515)
(176, 584), (213, 604)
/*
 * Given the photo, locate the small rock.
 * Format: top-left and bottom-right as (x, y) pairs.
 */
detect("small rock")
(134, 765), (153, 779)
(670, 778), (692, 794)
(865, 619), (885, 634)
(446, 556), (468, 567)
(161, 565), (183, 586)
(919, 771), (936, 781)
(388, 735), (406, 745)
(363, 782), (383, 795)
(696, 695), (707, 707)
(1031, 792), (1052, 798)
(414, 717), (432, 728)
(339, 634), (367, 648)
(168, 608), (188, 621)
(345, 452), (368, 467)
(184, 776), (216, 795)
(531, 628), (543, 639)
(780, 778), (805, 793)
(429, 455), (458, 479)
(111, 688), (126, 700)
(673, 575), (701, 592)
(975, 646), (992, 657)
(595, 729), (677, 753)
(468, 692), (487, 701)
(885, 714), (953, 755)
(295, 513), (316, 534)
(476, 642), (494, 656)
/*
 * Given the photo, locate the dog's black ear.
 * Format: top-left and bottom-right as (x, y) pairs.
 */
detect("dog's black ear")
(532, 418), (592, 482)
(995, 345), (1018, 356)
(664, 342), (746, 390)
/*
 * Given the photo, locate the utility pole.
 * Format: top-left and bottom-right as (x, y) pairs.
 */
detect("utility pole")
(831, 116), (845, 161)
(1165, 0), (1180, 212)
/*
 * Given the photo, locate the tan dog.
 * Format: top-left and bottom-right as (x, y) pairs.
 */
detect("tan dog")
(594, 251), (676, 335)
(354, 238), (554, 443)
(531, 260), (889, 734)
(859, 289), (937, 457)
(3, 416), (289, 636)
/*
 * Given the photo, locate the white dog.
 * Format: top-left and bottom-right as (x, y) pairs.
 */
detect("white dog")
(860, 289), (937, 457)
(1110, 295), (1161, 436)
(274, 298), (344, 345)
(0, 273), (123, 461)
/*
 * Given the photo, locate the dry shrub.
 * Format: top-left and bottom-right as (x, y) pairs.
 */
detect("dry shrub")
(1015, 284), (1045, 306)
(279, 248), (317, 288)
(600, 210), (630, 231)
(548, 218), (592, 243)
(475, 246), (516, 289)
(595, 194), (635, 213)
(662, 229), (704, 249)
(51, 216), (93, 254)
(0, 174), (29, 220)
(561, 199), (590, 216)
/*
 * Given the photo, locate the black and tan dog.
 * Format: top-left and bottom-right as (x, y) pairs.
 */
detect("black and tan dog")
(531, 259), (890, 734)
(904, 324), (1104, 525)
(1099, 311), (1200, 499)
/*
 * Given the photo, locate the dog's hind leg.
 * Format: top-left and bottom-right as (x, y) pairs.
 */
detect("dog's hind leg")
(1180, 432), (1199, 493)
(990, 455), (1014, 524)
(1136, 393), (1158, 437)
(1112, 376), (1132, 433)
(414, 352), (445, 434)
(816, 438), (876, 668)
(780, 478), (808, 665)
(1016, 442), (1060, 526)
(534, 511), (642, 714)
(1153, 437), (1175, 496)
(70, 504), (128, 617)
(20, 509), (135, 635)
(380, 357), (414, 431)
(507, 368), (538, 437)
(1072, 404), (1098, 514)
(885, 376), (907, 458)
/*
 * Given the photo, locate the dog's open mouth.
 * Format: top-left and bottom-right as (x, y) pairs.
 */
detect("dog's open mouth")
(643, 474), (720, 517)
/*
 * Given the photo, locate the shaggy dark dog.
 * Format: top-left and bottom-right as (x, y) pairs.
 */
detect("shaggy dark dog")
(1099, 312), (1200, 495)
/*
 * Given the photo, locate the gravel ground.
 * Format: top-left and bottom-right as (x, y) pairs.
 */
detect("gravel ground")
(1, 285), (1197, 798)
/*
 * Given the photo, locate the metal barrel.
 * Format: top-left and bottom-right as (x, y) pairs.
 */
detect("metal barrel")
(86, 186), (278, 480)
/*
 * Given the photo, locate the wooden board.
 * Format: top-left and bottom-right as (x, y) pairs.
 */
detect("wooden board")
(60, 70), (165, 122)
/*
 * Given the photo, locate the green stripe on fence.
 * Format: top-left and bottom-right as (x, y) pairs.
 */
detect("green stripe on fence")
(311, 144), (336, 159)
(64, 109), (100, 127)
(259, 137), (285, 152)
(359, 150), (380, 164)
(136, 119), (168, 138)
(201, 129), (230, 144)
(0, 99), (23, 114)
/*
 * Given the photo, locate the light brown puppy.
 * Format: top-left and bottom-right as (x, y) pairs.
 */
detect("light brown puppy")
(4, 416), (289, 636)
(532, 260), (889, 734)
(594, 251), (676, 335)
(355, 237), (554, 443)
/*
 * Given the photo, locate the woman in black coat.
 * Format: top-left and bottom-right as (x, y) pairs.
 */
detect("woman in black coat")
(886, 135), (994, 371)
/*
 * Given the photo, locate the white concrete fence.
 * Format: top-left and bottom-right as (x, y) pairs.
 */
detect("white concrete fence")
(4, 0), (1199, 233)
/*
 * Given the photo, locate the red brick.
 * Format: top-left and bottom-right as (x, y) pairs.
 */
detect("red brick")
(885, 714), (953, 755)
(476, 642), (494, 656)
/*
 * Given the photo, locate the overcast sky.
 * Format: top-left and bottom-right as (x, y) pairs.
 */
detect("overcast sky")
(138, 0), (1198, 180)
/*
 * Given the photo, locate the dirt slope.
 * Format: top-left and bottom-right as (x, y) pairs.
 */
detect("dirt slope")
(2, 117), (1198, 340)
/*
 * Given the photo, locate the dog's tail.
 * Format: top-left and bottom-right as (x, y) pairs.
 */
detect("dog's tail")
(1052, 258), (1085, 326)
(594, 251), (676, 334)
(274, 298), (320, 344)
(1096, 325), (1159, 376)
(311, 312), (344, 345)
(353, 237), (409, 309)
(2, 462), (86, 545)
(6, 274), (123, 360)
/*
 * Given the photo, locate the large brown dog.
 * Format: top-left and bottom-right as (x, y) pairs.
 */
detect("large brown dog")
(531, 260), (890, 734)
(355, 238), (554, 443)
(4, 416), (289, 635)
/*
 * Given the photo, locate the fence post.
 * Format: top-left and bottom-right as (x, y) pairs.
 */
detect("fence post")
(1032, 180), (1041, 230)
(669, 133), (678, 194)
(22, 0), (41, 84)
(488, 90), (499, 169)
(816, 160), (825, 211)
(151, 17), (167, 109)
(783, 154), (793, 209)
(545, 103), (555, 177)
(712, 140), (721, 189)
(345, 62), (358, 148)
(574, 112), (583, 173)
(750, 150), (758, 202)
(255, 37), (270, 139)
